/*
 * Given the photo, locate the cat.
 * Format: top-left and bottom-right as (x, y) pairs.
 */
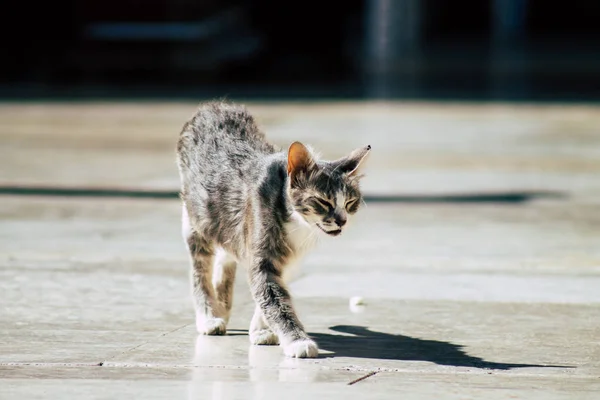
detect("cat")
(176, 101), (370, 358)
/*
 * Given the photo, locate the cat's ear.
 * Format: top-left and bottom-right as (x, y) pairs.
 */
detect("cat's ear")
(287, 141), (315, 181)
(334, 145), (371, 176)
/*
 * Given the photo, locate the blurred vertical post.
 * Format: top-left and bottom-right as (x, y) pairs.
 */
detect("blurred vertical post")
(363, 0), (422, 99)
(489, 0), (529, 98)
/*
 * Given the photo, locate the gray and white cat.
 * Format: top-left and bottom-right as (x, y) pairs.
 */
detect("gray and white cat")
(176, 101), (370, 358)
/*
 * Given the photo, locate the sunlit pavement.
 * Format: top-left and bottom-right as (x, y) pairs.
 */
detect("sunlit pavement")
(1, 102), (599, 399)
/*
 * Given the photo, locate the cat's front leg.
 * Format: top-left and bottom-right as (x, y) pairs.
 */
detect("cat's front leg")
(249, 259), (318, 358)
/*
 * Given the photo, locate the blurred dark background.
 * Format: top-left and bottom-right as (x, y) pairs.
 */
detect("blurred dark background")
(3, 0), (600, 100)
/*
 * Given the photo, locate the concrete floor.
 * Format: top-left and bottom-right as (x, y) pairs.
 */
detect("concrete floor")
(1, 102), (599, 399)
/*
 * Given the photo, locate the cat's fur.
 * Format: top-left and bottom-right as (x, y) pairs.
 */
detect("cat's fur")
(176, 101), (370, 358)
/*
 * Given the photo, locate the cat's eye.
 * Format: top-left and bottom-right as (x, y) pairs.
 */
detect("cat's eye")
(345, 198), (358, 211)
(311, 197), (333, 212)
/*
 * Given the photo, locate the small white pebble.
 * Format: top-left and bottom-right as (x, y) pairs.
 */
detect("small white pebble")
(349, 296), (366, 314)
(349, 296), (365, 307)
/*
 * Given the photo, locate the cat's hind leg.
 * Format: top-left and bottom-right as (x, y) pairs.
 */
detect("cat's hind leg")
(249, 305), (279, 345)
(183, 208), (227, 335)
(212, 248), (237, 324)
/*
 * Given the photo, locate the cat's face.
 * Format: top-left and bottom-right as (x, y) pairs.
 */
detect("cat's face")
(287, 142), (370, 236)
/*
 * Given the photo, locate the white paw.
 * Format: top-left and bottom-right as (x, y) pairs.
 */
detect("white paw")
(250, 329), (280, 345)
(283, 339), (319, 358)
(196, 317), (227, 335)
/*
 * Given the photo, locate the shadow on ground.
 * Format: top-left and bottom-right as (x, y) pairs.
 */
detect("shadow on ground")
(0, 186), (566, 204)
(310, 325), (571, 370)
(365, 191), (566, 204)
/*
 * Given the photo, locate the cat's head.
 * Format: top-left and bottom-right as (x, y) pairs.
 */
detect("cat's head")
(286, 141), (371, 236)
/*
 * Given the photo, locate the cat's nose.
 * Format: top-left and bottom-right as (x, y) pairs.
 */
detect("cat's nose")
(335, 215), (347, 227)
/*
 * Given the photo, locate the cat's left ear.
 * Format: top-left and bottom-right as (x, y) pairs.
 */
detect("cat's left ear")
(334, 145), (371, 176)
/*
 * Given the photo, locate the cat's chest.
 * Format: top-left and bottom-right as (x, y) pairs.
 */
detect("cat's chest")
(284, 212), (318, 257)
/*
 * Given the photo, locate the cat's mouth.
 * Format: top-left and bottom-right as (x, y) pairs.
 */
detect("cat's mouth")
(317, 224), (342, 236)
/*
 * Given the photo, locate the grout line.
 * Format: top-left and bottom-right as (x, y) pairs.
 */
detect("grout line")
(0, 363), (586, 379)
(0, 363), (104, 367)
(100, 323), (192, 364)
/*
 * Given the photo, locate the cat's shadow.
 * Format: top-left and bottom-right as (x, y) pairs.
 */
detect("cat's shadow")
(308, 325), (570, 370)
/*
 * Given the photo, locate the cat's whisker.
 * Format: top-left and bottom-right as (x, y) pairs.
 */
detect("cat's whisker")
(296, 225), (315, 250)
(286, 224), (305, 235)
(306, 229), (318, 247)
(312, 229), (320, 245)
